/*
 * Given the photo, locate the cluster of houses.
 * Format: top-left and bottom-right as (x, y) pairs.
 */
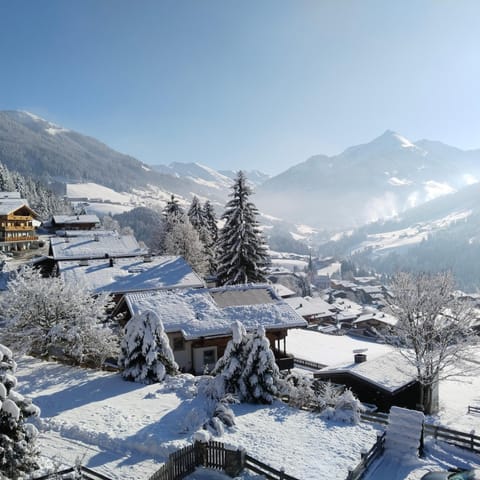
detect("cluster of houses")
(0, 193), (307, 375)
(0, 192), (428, 411)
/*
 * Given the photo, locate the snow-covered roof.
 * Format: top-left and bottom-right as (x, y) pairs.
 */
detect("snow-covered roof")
(332, 298), (364, 316)
(58, 255), (205, 294)
(353, 311), (398, 327)
(52, 214), (100, 225)
(50, 232), (147, 260)
(271, 283), (296, 298)
(319, 351), (417, 393)
(0, 191), (21, 199)
(284, 296), (335, 318)
(124, 285), (307, 340)
(0, 199), (36, 216)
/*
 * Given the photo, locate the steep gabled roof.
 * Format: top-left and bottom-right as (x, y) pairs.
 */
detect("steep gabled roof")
(0, 199), (38, 217)
(124, 284), (307, 340)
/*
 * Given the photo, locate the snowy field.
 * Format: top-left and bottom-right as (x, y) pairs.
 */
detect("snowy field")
(16, 357), (379, 480)
(66, 183), (132, 204)
(14, 349), (480, 480)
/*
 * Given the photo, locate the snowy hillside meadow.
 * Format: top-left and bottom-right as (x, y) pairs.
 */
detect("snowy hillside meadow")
(14, 354), (480, 480)
(16, 357), (380, 479)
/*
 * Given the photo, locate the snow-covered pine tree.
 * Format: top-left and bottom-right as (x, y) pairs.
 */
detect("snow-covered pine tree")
(203, 200), (218, 243)
(187, 196), (205, 230)
(163, 194), (183, 221)
(216, 171), (270, 285)
(119, 310), (179, 384)
(240, 326), (280, 404)
(188, 197), (217, 275)
(0, 344), (40, 478)
(212, 321), (249, 396)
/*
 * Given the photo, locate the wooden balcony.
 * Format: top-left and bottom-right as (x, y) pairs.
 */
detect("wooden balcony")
(0, 236), (38, 243)
(273, 350), (295, 371)
(8, 215), (32, 221)
(3, 225), (34, 231)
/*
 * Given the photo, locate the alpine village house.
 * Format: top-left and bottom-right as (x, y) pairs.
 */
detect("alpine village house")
(0, 192), (39, 252)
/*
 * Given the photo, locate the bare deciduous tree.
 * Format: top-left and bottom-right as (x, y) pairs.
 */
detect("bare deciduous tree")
(388, 271), (477, 414)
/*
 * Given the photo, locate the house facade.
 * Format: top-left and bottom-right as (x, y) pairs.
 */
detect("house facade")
(0, 195), (39, 252)
(51, 214), (101, 231)
(120, 285), (307, 374)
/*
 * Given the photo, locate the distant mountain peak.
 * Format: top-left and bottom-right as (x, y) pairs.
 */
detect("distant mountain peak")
(372, 130), (417, 149)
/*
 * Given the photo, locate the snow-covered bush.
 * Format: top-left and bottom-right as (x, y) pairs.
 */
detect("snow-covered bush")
(0, 344), (40, 478)
(321, 389), (364, 424)
(280, 372), (317, 409)
(0, 266), (117, 367)
(119, 310), (179, 383)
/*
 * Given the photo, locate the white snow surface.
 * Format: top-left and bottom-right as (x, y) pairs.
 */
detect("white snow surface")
(58, 255), (205, 294)
(352, 210), (472, 254)
(13, 349), (480, 480)
(66, 183), (132, 204)
(50, 232), (147, 260)
(125, 285), (306, 340)
(16, 357), (379, 480)
(286, 329), (393, 366)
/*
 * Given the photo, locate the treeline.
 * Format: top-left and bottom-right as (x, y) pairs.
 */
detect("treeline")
(0, 161), (72, 219)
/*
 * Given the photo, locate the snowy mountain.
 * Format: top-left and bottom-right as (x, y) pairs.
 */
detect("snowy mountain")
(321, 182), (480, 290)
(0, 111), (228, 203)
(257, 130), (480, 229)
(152, 162), (270, 192)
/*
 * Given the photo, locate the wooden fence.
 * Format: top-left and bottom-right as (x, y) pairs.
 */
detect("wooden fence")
(345, 433), (386, 480)
(293, 357), (325, 370)
(423, 424), (480, 454)
(244, 454), (299, 480)
(34, 465), (113, 480)
(148, 440), (300, 480)
(360, 410), (480, 455)
(468, 405), (480, 415)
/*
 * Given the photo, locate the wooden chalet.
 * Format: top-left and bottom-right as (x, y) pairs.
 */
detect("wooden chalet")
(0, 195), (39, 252)
(117, 284), (307, 374)
(314, 351), (420, 412)
(51, 214), (100, 231)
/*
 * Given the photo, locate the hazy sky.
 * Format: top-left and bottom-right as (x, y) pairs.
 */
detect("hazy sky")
(1, 1), (479, 174)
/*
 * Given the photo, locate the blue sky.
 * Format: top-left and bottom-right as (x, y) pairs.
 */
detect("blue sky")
(1, 1), (479, 174)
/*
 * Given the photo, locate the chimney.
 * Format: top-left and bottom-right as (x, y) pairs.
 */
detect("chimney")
(353, 349), (367, 364)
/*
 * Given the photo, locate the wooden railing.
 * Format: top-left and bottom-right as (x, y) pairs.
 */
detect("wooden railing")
(468, 405), (480, 415)
(423, 424), (480, 454)
(360, 411), (480, 454)
(3, 225), (34, 231)
(148, 441), (300, 480)
(34, 465), (113, 480)
(244, 454), (299, 480)
(293, 357), (326, 370)
(0, 236), (38, 242)
(345, 433), (385, 480)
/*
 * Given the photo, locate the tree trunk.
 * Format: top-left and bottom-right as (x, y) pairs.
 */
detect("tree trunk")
(420, 381), (439, 415)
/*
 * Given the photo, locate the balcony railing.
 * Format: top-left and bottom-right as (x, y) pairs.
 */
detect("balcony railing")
(0, 236), (38, 243)
(3, 225), (34, 231)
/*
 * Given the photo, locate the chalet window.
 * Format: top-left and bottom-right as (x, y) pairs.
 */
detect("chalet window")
(173, 337), (185, 351)
(203, 349), (216, 365)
